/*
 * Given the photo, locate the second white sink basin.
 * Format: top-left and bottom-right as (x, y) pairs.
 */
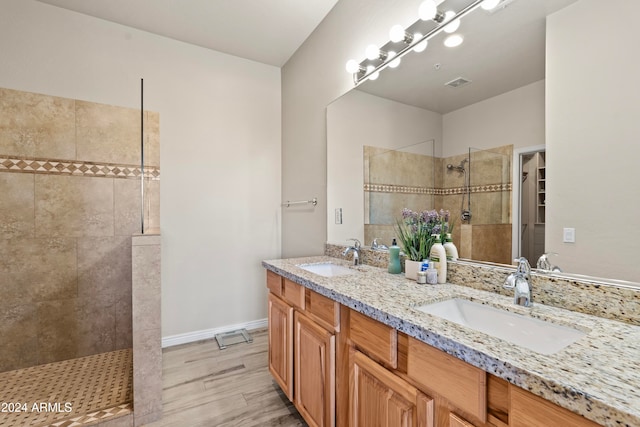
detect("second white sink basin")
(416, 298), (587, 355)
(297, 262), (356, 277)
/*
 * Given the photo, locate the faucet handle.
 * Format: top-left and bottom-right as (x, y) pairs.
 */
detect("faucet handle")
(347, 238), (361, 249)
(503, 273), (517, 289)
(514, 257), (531, 280)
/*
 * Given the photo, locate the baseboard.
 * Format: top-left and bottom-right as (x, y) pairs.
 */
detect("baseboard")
(162, 318), (268, 348)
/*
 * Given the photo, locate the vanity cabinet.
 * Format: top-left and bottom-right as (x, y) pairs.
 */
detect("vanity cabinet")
(266, 271), (337, 427)
(266, 269), (606, 427)
(267, 292), (293, 400)
(510, 386), (601, 427)
(294, 311), (335, 427)
(350, 350), (433, 427)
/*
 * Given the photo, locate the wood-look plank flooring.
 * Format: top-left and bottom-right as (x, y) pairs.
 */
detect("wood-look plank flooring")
(145, 329), (307, 427)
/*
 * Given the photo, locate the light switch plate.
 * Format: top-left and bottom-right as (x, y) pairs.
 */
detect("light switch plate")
(563, 227), (575, 243)
(335, 208), (342, 224)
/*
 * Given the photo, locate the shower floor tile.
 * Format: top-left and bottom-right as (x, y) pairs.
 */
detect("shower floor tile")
(0, 349), (132, 427)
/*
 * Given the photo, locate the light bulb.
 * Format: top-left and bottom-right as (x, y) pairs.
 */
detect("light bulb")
(481, 0), (500, 10)
(366, 65), (379, 80)
(444, 34), (464, 47)
(365, 44), (381, 60)
(412, 33), (428, 53)
(443, 11), (460, 33)
(389, 25), (406, 43)
(418, 0), (438, 21)
(345, 59), (361, 74)
(388, 51), (401, 68)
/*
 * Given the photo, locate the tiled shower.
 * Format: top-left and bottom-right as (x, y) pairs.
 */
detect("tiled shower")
(364, 143), (512, 264)
(0, 87), (160, 426)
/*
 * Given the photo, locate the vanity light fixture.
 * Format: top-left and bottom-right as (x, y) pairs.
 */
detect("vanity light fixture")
(346, 0), (496, 85)
(443, 11), (461, 33)
(389, 25), (414, 44)
(418, 0), (445, 23)
(412, 33), (428, 53)
(388, 51), (401, 68)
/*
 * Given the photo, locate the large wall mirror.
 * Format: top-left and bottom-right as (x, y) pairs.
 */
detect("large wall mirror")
(327, 0), (640, 285)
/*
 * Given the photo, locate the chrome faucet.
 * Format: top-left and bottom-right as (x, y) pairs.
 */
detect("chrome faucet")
(503, 257), (532, 307)
(371, 238), (388, 251)
(536, 252), (562, 272)
(343, 238), (361, 266)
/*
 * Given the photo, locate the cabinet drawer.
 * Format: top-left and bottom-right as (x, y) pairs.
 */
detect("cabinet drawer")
(407, 337), (486, 422)
(307, 290), (340, 332)
(266, 270), (283, 296)
(510, 386), (601, 427)
(349, 310), (397, 369)
(283, 278), (306, 310)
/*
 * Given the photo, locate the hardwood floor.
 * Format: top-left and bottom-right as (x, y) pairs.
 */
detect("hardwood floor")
(145, 328), (308, 427)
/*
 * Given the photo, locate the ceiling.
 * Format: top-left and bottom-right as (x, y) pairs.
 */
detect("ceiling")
(36, 0), (339, 67)
(356, 0), (579, 113)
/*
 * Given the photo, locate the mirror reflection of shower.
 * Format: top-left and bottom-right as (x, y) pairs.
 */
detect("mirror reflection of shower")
(446, 156), (471, 222)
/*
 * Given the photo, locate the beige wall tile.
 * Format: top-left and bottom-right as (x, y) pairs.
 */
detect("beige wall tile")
(77, 236), (131, 302)
(144, 111), (160, 167)
(132, 244), (161, 332)
(133, 327), (162, 419)
(0, 173), (35, 239)
(0, 238), (77, 304)
(37, 299), (79, 364)
(75, 296), (116, 357)
(0, 88), (76, 159)
(144, 178), (160, 231)
(35, 174), (114, 237)
(115, 289), (132, 350)
(114, 179), (141, 236)
(0, 303), (38, 372)
(76, 100), (140, 165)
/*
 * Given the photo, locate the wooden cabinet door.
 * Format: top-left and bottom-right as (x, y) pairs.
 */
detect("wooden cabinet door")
(294, 311), (336, 427)
(350, 350), (434, 427)
(268, 293), (294, 400)
(449, 413), (476, 427)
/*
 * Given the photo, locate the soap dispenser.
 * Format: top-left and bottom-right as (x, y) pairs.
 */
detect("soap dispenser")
(443, 233), (459, 261)
(429, 234), (447, 284)
(388, 238), (402, 274)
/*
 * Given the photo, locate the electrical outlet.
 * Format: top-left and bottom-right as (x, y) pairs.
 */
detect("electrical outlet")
(335, 208), (342, 224)
(563, 227), (575, 243)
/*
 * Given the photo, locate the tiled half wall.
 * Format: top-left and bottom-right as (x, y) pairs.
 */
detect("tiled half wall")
(0, 87), (160, 372)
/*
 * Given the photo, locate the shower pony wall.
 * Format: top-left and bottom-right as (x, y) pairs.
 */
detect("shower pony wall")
(0, 86), (160, 424)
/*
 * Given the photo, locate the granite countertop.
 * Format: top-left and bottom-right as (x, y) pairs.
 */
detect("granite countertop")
(262, 255), (640, 427)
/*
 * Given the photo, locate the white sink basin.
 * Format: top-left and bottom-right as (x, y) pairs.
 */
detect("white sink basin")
(296, 262), (356, 277)
(415, 298), (587, 355)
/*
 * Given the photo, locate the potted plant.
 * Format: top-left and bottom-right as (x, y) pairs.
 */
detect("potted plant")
(395, 208), (451, 279)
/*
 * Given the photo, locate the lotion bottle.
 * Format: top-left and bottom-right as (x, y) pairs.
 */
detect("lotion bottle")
(429, 234), (447, 284)
(443, 233), (459, 261)
(388, 238), (402, 274)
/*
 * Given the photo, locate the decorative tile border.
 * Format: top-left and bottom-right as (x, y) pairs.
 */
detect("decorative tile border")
(364, 183), (435, 194)
(0, 155), (160, 180)
(365, 183), (511, 195)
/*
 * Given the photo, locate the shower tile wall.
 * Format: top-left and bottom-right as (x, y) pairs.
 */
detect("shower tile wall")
(0, 87), (160, 372)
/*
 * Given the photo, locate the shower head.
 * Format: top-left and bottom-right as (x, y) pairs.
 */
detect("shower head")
(447, 162), (465, 173)
(447, 158), (468, 172)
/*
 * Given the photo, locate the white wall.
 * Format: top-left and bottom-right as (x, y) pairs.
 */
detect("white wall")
(443, 80), (545, 157)
(282, 0), (426, 257)
(546, 0), (640, 283)
(0, 0), (282, 338)
(326, 90), (442, 244)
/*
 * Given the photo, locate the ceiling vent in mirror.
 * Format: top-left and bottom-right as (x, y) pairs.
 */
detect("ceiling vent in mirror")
(445, 77), (471, 88)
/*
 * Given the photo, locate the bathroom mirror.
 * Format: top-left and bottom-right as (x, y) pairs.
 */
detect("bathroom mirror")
(326, 0), (640, 285)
